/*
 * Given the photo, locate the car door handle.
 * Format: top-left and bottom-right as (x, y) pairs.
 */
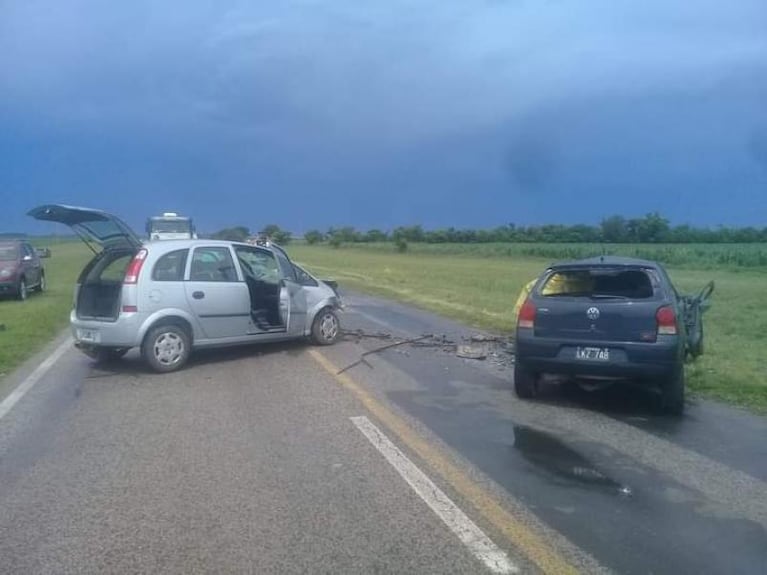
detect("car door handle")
(192, 291), (205, 300)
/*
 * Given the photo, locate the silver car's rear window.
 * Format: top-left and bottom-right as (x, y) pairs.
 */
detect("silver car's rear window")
(539, 268), (659, 299)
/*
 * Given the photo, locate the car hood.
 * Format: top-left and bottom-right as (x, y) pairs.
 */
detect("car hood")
(27, 204), (143, 252)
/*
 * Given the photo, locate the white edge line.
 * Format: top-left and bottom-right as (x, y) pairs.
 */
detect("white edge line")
(0, 337), (72, 421)
(350, 415), (518, 574)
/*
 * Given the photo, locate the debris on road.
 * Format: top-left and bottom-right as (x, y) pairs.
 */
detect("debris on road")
(456, 344), (488, 360)
(337, 334), (435, 374)
(338, 328), (516, 372)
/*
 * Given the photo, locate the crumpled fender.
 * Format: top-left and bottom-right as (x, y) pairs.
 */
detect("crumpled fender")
(304, 296), (343, 335)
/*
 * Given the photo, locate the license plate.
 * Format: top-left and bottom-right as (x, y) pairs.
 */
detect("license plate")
(77, 329), (98, 343)
(576, 347), (610, 361)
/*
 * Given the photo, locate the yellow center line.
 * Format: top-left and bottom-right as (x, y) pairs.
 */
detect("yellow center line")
(308, 349), (579, 575)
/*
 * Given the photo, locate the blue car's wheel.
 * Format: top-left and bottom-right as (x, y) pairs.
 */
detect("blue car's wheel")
(661, 366), (685, 415)
(514, 361), (538, 399)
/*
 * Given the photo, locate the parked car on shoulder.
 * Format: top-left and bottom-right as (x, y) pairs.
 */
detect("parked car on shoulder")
(0, 239), (46, 300)
(28, 204), (342, 372)
(514, 256), (713, 414)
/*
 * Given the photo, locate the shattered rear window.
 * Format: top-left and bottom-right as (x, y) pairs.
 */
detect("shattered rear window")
(539, 268), (657, 299)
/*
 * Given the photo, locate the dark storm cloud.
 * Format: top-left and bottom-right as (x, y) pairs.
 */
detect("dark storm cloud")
(1, 0), (766, 231)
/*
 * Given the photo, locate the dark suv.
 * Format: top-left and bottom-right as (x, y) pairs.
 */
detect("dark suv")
(0, 240), (46, 300)
(514, 257), (711, 414)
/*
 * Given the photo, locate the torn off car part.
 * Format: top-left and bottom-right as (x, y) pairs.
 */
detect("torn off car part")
(337, 334), (434, 374)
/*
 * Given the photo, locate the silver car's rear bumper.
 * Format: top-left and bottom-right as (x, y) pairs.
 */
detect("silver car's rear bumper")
(70, 310), (145, 348)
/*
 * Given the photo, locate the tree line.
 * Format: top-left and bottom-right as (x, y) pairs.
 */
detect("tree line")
(304, 213), (767, 245)
(207, 224), (293, 244)
(207, 213), (767, 246)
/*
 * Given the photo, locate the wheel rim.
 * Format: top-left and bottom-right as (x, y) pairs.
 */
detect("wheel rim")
(153, 332), (185, 365)
(40, 275), (45, 291)
(319, 313), (338, 341)
(19, 281), (27, 300)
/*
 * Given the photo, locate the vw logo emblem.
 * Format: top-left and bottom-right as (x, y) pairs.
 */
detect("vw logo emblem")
(587, 307), (600, 320)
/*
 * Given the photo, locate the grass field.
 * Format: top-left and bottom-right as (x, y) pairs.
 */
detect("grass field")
(323, 242), (767, 270)
(289, 244), (767, 412)
(0, 241), (90, 385)
(1, 241), (765, 412)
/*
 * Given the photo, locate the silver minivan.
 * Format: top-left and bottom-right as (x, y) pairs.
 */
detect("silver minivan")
(29, 205), (342, 372)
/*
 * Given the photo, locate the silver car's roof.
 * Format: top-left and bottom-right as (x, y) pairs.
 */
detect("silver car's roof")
(144, 238), (286, 254)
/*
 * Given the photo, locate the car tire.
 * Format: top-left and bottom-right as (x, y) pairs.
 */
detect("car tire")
(16, 278), (27, 301)
(660, 366), (685, 415)
(142, 324), (191, 373)
(311, 308), (340, 345)
(36, 273), (46, 293)
(514, 360), (538, 399)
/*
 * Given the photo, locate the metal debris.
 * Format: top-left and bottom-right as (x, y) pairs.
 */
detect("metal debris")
(337, 334), (434, 374)
(456, 344), (487, 360)
(338, 328), (516, 370)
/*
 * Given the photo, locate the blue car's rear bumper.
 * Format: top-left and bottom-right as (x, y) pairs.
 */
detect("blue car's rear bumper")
(515, 332), (682, 380)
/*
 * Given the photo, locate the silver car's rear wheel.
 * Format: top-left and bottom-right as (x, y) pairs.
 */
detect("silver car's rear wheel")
(311, 309), (340, 345)
(142, 324), (191, 373)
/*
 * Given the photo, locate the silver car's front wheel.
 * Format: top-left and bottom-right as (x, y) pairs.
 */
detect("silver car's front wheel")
(142, 324), (191, 373)
(311, 309), (340, 345)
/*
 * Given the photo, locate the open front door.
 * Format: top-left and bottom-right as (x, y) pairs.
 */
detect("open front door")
(272, 247), (308, 336)
(681, 281), (714, 359)
(282, 279), (307, 336)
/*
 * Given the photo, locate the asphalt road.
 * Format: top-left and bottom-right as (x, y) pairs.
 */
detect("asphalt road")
(1, 292), (766, 574)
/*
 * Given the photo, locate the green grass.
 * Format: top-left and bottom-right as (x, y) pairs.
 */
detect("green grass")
(289, 244), (767, 412)
(336, 242), (767, 270)
(0, 241), (90, 384)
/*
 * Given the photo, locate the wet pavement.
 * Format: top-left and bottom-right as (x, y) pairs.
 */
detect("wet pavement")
(1, 291), (765, 574)
(339, 292), (767, 575)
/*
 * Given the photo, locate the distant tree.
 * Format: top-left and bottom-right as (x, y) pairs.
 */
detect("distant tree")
(261, 224), (282, 238)
(304, 230), (324, 244)
(601, 216), (628, 243)
(364, 229), (388, 243)
(637, 212), (670, 243)
(211, 226), (249, 242)
(272, 229), (292, 244)
(392, 225), (424, 243)
(329, 235), (343, 248)
(337, 226), (360, 242)
(395, 237), (408, 253)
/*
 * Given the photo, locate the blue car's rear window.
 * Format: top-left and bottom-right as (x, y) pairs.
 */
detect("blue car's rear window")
(539, 268), (658, 299)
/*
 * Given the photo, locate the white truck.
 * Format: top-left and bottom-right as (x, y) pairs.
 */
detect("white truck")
(146, 212), (197, 240)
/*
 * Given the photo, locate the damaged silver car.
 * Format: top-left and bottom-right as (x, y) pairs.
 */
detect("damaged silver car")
(28, 204), (342, 372)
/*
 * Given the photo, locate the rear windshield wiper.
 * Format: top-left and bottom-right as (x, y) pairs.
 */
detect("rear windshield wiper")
(590, 294), (631, 300)
(541, 292), (629, 299)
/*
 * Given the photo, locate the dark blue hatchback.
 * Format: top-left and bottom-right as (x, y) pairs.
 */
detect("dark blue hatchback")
(514, 256), (711, 414)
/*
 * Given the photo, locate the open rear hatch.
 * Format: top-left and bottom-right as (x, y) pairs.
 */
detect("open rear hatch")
(28, 205), (144, 320)
(533, 266), (663, 343)
(27, 204), (143, 254)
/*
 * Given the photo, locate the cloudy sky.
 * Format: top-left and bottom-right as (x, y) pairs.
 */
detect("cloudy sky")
(1, 0), (766, 234)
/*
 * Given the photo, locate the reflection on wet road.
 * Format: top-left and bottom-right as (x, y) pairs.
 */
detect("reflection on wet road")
(512, 425), (632, 496)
